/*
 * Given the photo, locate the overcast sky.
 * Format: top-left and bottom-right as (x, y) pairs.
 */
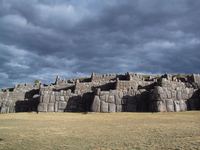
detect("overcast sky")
(0, 0), (200, 88)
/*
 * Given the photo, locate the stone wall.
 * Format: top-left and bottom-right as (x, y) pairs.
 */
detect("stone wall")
(191, 74), (200, 87)
(91, 88), (150, 112)
(91, 73), (116, 82)
(151, 78), (200, 112)
(1, 73), (200, 113)
(38, 88), (93, 112)
(0, 84), (39, 113)
(74, 81), (93, 94)
(115, 79), (153, 91)
(116, 80), (139, 90)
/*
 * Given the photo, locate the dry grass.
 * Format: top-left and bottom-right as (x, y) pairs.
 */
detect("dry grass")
(0, 112), (200, 150)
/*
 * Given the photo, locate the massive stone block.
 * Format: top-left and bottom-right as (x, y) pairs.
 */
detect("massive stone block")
(180, 100), (187, 111)
(91, 96), (100, 112)
(101, 101), (108, 112)
(58, 101), (67, 110)
(55, 95), (60, 101)
(166, 99), (174, 112)
(108, 103), (116, 112)
(116, 105), (122, 112)
(49, 94), (55, 103)
(48, 103), (55, 112)
(115, 95), (122, 105)
(100, 94), (108, 102)
(38, 103), (48, 112)
(176, 91), (182, 100)
(108, 95), (115, 103)
(174, 101), (181, 112)
(0, 105), (8, 113)
(54, 102), (58, 112)
(156, 101), (167, 112)
(60, 96), (65, 101)
(42, 94), (50, 103)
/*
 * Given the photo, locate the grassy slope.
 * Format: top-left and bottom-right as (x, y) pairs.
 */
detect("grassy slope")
(0, 112), (200, 150)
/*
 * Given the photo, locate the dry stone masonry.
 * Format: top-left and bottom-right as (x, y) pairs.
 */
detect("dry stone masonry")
(0, 73), (200, 113)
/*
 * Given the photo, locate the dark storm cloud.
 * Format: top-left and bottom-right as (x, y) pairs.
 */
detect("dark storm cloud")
(0, 0), (200, 88)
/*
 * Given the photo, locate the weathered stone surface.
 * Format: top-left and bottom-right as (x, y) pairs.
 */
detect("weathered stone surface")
(1, 72), (200, 113)
(166, 99), (174, 112)
(48, 103), (54, 112)
(121, 98), (127, 105)
(91, 96), (100, 112)
(174, 101), (181, 112)
(60, 96), (65, 101)
(108, 95), (115, 103)
(50, 95), (55, 103)
(116, 105), (122, 112)
(58, 101), (67, 110)
(43, 94), (50, 103)
(0, 106), (8, 113)
(108, 103), (116, 112)
(101, 101), (108, 112)
(156, 101), (167, 112)
(54, 102), (58, 112)
(176, 91), (182, 100)
(171, 90), (176, 99)
(115, 95), (122, 105)
(180, 100), (187, 111)
(64, 96), (69, 101)
(100, 94), (108, 102)
(118, 91), (123, 98)
(38, 103), (48, 112)
(55, 95), (60, 101)
(166, 91), (172, 99)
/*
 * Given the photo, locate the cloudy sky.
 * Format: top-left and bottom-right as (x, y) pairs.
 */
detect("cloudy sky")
(0, 0), (200, 88)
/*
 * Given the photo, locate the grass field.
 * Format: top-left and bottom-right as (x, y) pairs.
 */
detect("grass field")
(0, 112), (200, 150)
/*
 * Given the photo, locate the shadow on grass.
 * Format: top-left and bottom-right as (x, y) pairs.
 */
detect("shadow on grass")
(0, 138), (3, 141)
